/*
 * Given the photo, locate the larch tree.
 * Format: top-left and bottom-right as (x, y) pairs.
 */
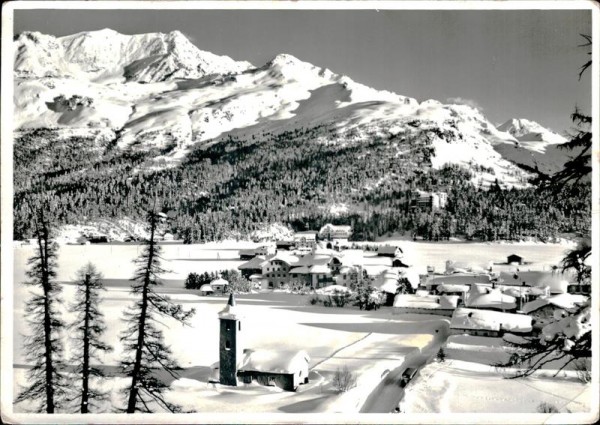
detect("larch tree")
(15, 208), (68, 413)
(69, 263), (112, 413)
(120, 210), (196, 413)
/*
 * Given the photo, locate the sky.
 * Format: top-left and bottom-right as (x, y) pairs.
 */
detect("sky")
(13, 7), (592, 133)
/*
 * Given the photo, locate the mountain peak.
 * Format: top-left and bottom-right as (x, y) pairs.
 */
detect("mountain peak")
(14, 29), (253, 82)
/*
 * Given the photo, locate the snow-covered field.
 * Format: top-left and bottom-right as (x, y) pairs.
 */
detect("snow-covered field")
(402, 359), (592, 414)
(9, 240), (583, 414)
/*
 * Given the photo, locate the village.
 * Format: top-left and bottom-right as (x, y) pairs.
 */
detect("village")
(176, 222), (591, 413)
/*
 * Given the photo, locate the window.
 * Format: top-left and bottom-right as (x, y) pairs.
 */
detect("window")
(238, 322), (241, 331)
(225, 340), (231, 350)
(226, 323), (230, 331)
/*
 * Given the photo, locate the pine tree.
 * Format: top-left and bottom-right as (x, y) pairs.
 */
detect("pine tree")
(69, 263), (112, 413)
(120, 210), (196, 413)
(15, 208), (67, 413)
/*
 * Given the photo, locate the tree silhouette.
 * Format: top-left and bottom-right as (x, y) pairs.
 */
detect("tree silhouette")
(15, 208), (68, 413)
(120, 210), (196, 413)
(69, 263), (112, 413)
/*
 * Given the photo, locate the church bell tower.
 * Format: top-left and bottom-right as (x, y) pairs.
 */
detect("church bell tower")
(218, 293), (243, 386)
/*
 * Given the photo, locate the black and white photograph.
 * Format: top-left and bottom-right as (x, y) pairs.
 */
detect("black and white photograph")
(1, 1), (598, 423)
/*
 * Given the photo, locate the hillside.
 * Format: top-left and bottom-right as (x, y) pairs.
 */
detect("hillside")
(12, 29), (588, 242)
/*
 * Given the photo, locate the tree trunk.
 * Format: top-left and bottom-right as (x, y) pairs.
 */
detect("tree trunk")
(126, 214), (156, 413)
(38, 215), (55, 414)
(81, 273), (91, 413)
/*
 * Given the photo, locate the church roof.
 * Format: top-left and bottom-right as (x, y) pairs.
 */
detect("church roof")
(219, 293), (242, 320)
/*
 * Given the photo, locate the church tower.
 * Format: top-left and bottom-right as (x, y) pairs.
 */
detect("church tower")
(218, 293), (243, 386)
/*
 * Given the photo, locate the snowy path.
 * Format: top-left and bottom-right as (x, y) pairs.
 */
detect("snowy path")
(359, 321), (450, 413)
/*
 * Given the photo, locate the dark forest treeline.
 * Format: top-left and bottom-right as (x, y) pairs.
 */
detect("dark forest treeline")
(13, 126), (591, 242)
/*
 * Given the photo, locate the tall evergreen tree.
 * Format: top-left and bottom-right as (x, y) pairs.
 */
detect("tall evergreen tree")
(120, 210), (195, 413)
(15, 208), (67, 413)
(69, 263), (112, 413)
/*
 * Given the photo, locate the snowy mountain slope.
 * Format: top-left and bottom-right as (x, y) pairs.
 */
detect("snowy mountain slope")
(497, 118), (567, 153)
(13, 29), (569, 189)
(14, 29), (253, 82)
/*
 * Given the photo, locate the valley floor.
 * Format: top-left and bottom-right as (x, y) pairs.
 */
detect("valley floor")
(9, 240), (592, 416)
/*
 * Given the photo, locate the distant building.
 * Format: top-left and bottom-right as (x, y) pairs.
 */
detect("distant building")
(465, 284), (517, 312)
(261, 252), (299, 288)
(238, 256), (268, 279)
(377, 245), (403, 258)
(293, 231), (318, 249)
(319, 224), (352, 241)
(210, 277), (229, 294)
(413, 190), (448, 211)
(507, 254), (523, 265)
(522, 293), (588, 330)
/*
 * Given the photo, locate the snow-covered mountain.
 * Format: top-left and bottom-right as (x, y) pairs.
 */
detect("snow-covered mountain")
(14, 29), (252, 82)
(497, 118), (567, 153)
(13, 29), (567, 188)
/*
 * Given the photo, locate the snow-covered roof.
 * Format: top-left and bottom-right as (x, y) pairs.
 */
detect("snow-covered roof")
(522, 293), (589, 315)
(309, 264), (331, 274)
(394, 294), (441, 309)
(377, 245), (402, 254)
(426, 273), (492, 287)
(238, 255), (268, 270)
(295, 252), (331, 267)
(238, 349), (310, 374)
(289, 266), (311, 274)
(268, 252), (299, 265)
(439, 295), (459, 309)
(210, 277), (229, 287)
(466, 287), (517, 310)
(199, 284), (214, 292)
(437, 284), (469, 294)
(451, 308), (532, 333)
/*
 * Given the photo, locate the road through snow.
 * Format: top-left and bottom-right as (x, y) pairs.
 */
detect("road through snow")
(359, 321), (450, 413)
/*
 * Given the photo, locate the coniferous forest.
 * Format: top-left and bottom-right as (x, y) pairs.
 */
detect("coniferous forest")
(13, 124), (591, 242)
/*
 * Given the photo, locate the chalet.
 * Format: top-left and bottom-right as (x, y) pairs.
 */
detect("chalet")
(377, 245), (403, 258)
(199, 284), (214, 296)
(465, 284), (517, 312)
(212, 295), (310, 391)
(423, 273), (492, 292)
(276, 240), (296, 251)
(507, 254), (523, 265)
(210, 277), (229, 294)
(293, 231), (318, 249)
(450, 308), (533, 337)
(308, 264), (334, 288)
(238, 256), (268, 279)
(319, 224), (352, 241)
(261, 252), (299, 288)
(522, 293), (588, 330)
(239, 245), (275, 260)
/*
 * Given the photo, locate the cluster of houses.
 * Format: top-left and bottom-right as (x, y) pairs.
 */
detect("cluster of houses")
(394, 254), (589, 338)
(237, 243), (412, 294)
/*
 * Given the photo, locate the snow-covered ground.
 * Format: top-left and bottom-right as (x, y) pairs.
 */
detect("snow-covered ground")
(401, 333), (592, 414)
(402, 359), (592, 414)
(8, 240), (583, 414)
